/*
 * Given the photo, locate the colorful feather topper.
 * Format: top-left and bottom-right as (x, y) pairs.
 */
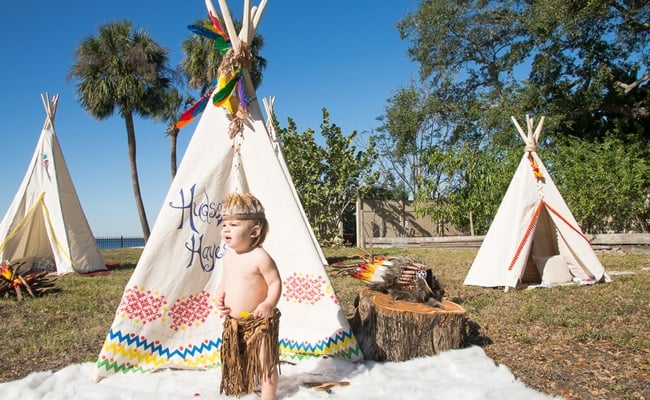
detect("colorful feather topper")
(212, 67), (243, 114)
(177, 8), (251, 130)
(188, 9), (231, 54)
(176, 13), (234, 129)
(352, 257), (390, 283)
(207, 9), (229, 42)
(187, 22), (231, 55)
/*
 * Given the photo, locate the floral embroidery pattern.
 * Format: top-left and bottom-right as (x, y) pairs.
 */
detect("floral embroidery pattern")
(168, 290), (213, 331)
(283, 273), (329, 304)
(118, 285), (167, 325)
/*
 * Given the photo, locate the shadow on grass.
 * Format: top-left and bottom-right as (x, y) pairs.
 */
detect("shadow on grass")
(464, 319), (493, 347)
(105, 263), (137, 271)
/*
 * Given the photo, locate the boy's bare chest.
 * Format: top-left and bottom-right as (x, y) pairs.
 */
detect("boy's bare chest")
(223, 255), (260, 279)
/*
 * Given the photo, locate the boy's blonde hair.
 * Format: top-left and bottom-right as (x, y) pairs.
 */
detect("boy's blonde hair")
(222, 192), (268, 247)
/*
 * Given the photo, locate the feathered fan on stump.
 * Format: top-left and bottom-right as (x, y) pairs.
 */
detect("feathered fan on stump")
(352, 255), (445, 307)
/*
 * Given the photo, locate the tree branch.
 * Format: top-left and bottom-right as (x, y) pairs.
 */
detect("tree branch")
(616, 72), (650, 94)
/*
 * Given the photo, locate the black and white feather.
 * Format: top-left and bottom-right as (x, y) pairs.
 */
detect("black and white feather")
(352, 255), (445, 307)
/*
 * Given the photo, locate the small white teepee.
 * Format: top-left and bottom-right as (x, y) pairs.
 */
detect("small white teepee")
(94, 0), (361, 380)
(463, 115), (610, 290)
(0, 93), (106, 274)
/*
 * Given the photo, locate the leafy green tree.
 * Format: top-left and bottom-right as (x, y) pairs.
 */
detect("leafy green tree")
(380, 0), (650, 232)
(279, 120), (327, 238)
(417, 143), (520, 235)
(550, 136), (650, 233)
(519, 2), (650, 232)
(397, 0), (531, 143)
(375, 84), (435, 198)
(398, 0), (528, 102)
(68, 20), (175, 242)
(523, 0), (649, 141)
(278, 109), (379, 244)
(375, 1), (532, 232)
(376, 81), (521, 234)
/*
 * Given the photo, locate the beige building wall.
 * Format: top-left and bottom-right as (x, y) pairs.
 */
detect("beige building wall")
(356, 198), (463, 247)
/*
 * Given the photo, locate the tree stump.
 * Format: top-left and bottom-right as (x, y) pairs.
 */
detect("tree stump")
(350, 287), (467, 361)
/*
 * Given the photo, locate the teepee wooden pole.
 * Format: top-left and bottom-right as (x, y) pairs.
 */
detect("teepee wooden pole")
(41, 92), (58, 131)
(208, 0), (261, 97)
(51, 95), (59, 126)
(204, 0), (223, 33)
(41, 93), (50, 131)
(251, 0), (268, 32)
(526, 114), (534, 136)
(511, 116), (528, 142)
(215, 0), (241, 49)
(242, 0), (251, 43)
(533, 116), (545, 143)
(263, 96), (279, 148)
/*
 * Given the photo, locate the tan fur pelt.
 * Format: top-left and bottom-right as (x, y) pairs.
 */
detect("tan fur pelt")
(220, 309), (281, 397)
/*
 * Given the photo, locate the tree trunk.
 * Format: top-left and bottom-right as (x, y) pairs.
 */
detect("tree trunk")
(124, 113), (151, 242)
(169, 129), (178, 179)
(350, 287), (467, 361)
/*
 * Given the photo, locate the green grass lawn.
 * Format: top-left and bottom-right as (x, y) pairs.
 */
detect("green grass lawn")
(1, 246), (648, 399)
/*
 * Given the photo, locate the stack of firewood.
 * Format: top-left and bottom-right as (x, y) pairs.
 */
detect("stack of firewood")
(0, 258), (57, 300)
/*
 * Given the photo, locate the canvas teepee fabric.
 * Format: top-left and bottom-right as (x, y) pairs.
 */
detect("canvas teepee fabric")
(0, 93), (106, 275)
(94, 0), (361, 380)
(463, 115), (610, 289)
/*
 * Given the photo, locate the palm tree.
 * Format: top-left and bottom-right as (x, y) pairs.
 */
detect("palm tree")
(68, 20), (174, 242)
(180, 18), (267, 95)
(155, 87), (194, 179)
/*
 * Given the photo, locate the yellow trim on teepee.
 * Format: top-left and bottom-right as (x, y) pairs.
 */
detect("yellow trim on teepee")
(0, 195), (46, 252)
(0, 192), (73, 267)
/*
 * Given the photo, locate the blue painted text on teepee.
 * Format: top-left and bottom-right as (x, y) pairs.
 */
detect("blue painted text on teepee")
(169, 184), (226, 272)
(184, 233), (226, 272)
(169, 184), (223, 233)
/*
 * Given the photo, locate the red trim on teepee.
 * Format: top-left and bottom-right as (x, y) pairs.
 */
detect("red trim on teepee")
(507, 200), (593, 272)
(543, 202), (593, 244)
(507, 200), (544, 271)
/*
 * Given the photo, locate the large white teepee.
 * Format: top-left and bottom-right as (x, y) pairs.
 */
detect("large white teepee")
(94, 0), (361, 380)
(0, 93), (106, 275)
(464, 115), (610, 290)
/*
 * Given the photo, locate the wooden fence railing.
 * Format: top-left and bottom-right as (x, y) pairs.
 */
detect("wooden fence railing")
(365, 233), (650, 253)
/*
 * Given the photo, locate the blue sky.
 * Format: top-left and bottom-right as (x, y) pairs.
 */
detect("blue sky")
(0, 0), (419, 236)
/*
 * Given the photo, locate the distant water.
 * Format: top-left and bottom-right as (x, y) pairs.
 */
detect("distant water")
(95, 237), (145, 250)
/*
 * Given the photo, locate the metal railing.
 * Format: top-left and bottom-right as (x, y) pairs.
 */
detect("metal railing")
(95, 236), (145, 250)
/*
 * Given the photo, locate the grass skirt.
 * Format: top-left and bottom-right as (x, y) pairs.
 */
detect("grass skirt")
(220, 308), (281, 397)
